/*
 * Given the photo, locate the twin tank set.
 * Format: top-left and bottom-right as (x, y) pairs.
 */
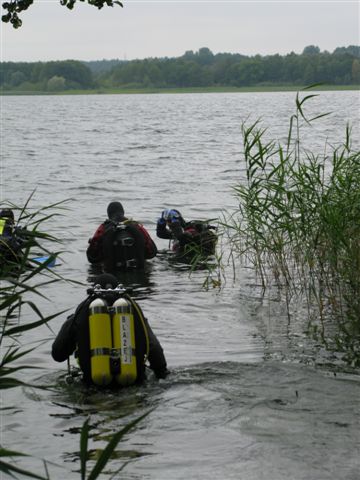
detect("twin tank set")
(88, 291), (141, 386)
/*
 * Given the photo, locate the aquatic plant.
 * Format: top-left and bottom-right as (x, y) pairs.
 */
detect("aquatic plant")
(0, 197), (67, 477)
(79, 411), (151, 480)
(1, 196), (67, 384)
(225, 86), (360, 365)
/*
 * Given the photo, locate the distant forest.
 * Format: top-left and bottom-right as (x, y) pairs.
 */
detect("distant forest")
(1, 46), (359, 92)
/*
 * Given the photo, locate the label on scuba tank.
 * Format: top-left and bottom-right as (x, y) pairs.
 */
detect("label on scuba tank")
(120, 315), (132, 364)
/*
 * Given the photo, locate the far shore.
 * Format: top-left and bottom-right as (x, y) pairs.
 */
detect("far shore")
(1, 85), (359, 96)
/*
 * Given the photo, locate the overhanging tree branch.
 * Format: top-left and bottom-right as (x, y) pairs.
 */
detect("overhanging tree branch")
(2, 0), (123, 28)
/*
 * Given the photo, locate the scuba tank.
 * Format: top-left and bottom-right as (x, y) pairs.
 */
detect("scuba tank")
(85, 285), (146, 387)
(112, 297), (137, 386)
(88, 297), (112, 386)
(0, 218), (6, 236)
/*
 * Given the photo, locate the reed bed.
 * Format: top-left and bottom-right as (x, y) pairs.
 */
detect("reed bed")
(225, 88), (360, 365)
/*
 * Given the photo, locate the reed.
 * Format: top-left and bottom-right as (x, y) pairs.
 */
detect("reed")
(79, 411), (151, 480)
(225, 86), (360, 365)
(0, 197), (68, 478)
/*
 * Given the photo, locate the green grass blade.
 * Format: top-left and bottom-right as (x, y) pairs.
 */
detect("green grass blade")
(0, 459), (48, 480)
(80, 418), (90, 480)
(87, 410), (153, 480)
(4, 309), (68, 336)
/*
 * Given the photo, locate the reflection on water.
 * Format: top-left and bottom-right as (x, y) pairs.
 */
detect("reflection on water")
(1, 91), (360, 479)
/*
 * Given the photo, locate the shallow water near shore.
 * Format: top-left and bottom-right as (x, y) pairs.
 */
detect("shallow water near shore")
(1, 91), (360, 479)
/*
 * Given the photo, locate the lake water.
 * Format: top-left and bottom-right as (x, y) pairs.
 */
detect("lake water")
(1, 91), (360, 479)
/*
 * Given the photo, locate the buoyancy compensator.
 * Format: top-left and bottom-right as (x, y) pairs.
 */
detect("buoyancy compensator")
(102, 221), (145, 271)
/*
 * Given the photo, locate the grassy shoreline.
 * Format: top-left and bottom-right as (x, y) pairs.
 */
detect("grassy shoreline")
(1, 84), (359, 96)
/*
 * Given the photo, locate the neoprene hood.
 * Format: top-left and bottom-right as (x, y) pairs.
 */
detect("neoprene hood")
(107, 202), (125, 221)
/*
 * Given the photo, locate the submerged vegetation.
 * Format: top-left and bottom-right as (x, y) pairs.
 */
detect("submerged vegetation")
(225, 87), (360, 365)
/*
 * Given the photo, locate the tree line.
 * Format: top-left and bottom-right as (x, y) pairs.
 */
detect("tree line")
(1, 46), (359, 92)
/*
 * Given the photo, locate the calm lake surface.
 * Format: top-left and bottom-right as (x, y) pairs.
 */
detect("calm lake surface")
(1, 91), (360, 479)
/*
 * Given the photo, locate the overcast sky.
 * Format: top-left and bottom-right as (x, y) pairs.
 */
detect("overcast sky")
(1, 0), (359, 62)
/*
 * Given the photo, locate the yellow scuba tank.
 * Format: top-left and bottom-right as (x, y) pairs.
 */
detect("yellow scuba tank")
(0, 218), (6, 235)
(112, 297), (137, 386)
(89, 297), (112, 386)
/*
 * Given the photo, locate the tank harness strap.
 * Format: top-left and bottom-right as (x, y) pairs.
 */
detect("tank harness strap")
(113, 226), (135, 247)
(108, 347), (137, 376)
(119, 237), (134, 246)
(109, 347), (137, 357)
(90, 347), (137, 357)
(90, 305), (106, 314)
(90, 347), (111, 357)
(115, 259), (138, 268)
(114, 304), (130, 313)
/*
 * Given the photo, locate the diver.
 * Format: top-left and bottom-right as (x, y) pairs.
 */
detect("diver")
(0, 208), (28, 269)
(51, 273), (168, 386)
(156, 208), (217, 257)
(86, 202), (158, 272)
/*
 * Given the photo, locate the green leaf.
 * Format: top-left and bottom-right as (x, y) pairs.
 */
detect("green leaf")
(309, 112), (332, 122)
(0, 377), (27, 389)
(302, 82), (325, 91)
(0, 447), (28, 458)
(80, 418), (90, 480)
(87, 410), (153, 480)
(0, 365), (39, 377)
(0, 345), (35, 366)
(5, 309), (68, 336)
(0, 458), (48, 480)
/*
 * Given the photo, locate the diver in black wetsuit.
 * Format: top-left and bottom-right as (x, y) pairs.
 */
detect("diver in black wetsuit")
(52, 273), (168, 386)
(156, 208), (217, 257)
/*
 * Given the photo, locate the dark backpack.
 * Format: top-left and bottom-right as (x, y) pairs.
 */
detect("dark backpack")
(184, 221), (217, 256)
(102, 221), (145, 272)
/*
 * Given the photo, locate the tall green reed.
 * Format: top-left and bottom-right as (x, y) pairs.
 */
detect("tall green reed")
(1, 196), (67, 387)
(79, 411), (151, 480)
(1, 197), (68, 478)
(226, 86), (360, 365)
